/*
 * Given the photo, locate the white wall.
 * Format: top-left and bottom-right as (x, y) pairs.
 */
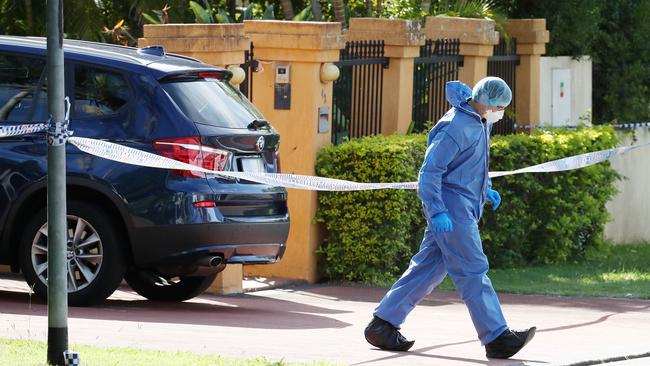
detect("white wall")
(540, 56), (592, 126)
(605, 128), (650, 244)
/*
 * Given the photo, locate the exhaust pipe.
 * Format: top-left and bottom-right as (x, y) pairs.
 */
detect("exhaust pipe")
(197, 255), (223, 268)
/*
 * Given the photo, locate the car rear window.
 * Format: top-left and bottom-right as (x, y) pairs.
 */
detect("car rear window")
(161, 78), (265, 129)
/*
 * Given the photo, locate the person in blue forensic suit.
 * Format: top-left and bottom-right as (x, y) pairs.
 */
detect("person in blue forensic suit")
(364, 77), (536, 359)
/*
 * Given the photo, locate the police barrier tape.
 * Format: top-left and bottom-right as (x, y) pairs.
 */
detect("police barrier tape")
(487, 142), (648, 178)
(514, 122), (650, 130)
(68, 137), (419, 191)
(68, 136), (650, 190)
(3, 123), (649, 191)
(0, 123), (48, 137)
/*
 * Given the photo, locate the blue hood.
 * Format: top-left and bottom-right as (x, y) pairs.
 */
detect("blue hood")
(445, 81), (473, 108)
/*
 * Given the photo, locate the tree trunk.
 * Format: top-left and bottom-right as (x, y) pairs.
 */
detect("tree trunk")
(24, 0), (33, 34)
(311, 0), (322, 20)
(376, 0), (382, 16)
(280, 0), (294, 19)
(421, 0), (431, 14)
(332, 0), (345, 24)
(365, 0), (373, 16)
(227, 0), (236, 20)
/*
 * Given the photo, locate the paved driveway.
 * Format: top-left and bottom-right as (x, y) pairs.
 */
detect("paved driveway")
(1, 273), (649, 366)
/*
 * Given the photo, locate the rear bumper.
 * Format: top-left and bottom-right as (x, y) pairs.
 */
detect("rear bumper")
(130, 215), (289, 271)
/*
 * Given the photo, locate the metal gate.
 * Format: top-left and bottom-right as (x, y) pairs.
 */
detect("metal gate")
(487, 38), (519, 135)
(412, 39), (463, 132)
(239, 43), (256, 101)
(332, 40), (389, 145)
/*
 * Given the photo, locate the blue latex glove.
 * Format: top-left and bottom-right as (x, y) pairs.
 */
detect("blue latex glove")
(431, 212), (453, 233)
(486, 188), (501, 211)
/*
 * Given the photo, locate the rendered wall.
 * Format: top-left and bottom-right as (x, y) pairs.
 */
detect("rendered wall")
(539, 56), (592, 126)
(605, 128), (650, 244)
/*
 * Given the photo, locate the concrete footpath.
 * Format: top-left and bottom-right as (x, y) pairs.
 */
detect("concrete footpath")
(0, 273), (649, 366)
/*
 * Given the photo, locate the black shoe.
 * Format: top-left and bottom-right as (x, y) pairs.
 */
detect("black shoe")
(485, 327), (536, 359)
(364, 316), (415, 352)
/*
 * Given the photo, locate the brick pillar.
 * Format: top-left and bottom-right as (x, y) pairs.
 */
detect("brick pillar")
(242, 20), (343, 283)
(138, 23), (250, 91)
(138, 24), (250, 294)
(345, 18), (425, 135)
(423, 16), (499, 87)
(139, 24), (249, 66)
(505, 19), (550, 127)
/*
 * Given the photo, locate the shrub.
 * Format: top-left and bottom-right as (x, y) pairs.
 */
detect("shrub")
(315, 135), (426, 285)
(482, 127), (619, 267)
(315, 127), (619, 284)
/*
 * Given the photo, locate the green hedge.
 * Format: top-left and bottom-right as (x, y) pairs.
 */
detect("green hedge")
(315, 127), (620, 284)
(315, 135), (426, 285)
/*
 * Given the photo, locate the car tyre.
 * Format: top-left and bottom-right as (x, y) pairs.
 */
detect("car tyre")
(125, 271), (218, 302)
(20, 201), (128, 306)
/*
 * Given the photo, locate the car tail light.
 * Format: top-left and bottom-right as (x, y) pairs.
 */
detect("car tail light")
(198, 71), (226, 80)
(193, 201), (217, 208)
(153, 136), (230, 178)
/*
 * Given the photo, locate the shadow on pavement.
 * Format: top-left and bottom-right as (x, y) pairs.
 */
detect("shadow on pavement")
(306, 284), (650, 314)
(350, 339), (550, 366)
(2, 273), (649, 334)
(0, 286), (351, 330)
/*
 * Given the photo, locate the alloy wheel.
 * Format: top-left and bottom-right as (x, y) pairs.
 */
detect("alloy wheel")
(30, 215), (104, 292)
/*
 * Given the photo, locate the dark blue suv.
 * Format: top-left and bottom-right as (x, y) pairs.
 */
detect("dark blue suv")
(0, 36), (289, 306)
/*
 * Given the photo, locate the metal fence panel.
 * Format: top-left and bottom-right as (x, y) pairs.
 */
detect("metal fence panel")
(239, 43), (255, 101)
(332, 40), (388, 145)
(488, 38), (519, 135)
(412, 39), (463, 132)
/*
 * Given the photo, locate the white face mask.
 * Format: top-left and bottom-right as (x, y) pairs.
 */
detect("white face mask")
(484, 109), (505, 124)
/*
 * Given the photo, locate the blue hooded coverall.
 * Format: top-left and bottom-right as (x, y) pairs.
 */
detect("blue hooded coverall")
(374, 81), (507, 345)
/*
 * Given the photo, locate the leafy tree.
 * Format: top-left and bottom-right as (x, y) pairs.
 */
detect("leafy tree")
(503, 0), (650, 123)
(591, 1), (650, 123)
(380, 0), (426, 19)
(504, 0), (601, 58)
(0, 0), (45, 36)
(0, 0), (195, 43)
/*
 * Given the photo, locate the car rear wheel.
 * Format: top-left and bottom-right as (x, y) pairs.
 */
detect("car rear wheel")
(20, 201), (128, 306)
(125, 271), (218, 302)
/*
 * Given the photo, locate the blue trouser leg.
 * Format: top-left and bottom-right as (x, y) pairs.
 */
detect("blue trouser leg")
(374, 226), (448, 328)
(437, 218), (507, 345)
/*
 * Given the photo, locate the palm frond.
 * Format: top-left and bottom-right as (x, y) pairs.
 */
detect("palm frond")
(263, 3), (275, 19)
(293, 5), (314, 21)
(189, 0), (214, 23)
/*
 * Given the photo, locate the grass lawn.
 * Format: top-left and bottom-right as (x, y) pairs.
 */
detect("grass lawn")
(436, 243), (650, 298)
(0, 338), (340, 366)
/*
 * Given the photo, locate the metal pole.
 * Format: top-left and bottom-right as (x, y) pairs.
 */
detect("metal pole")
(46, 0), (68, 365)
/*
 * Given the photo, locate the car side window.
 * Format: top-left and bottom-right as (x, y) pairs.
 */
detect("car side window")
(0, 53), (46, 123)
(73, 65), (130, 118)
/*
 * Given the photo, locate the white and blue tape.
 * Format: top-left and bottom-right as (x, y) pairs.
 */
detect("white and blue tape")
(69, 136), (649, 189)
(47, 97), (73, 146)
(68, 136), (419, 191)
(487, 142), (647, 178)
(0, 123), (48, 138)
(3, 122), (649, 191)
(514, 122), (650, 130)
